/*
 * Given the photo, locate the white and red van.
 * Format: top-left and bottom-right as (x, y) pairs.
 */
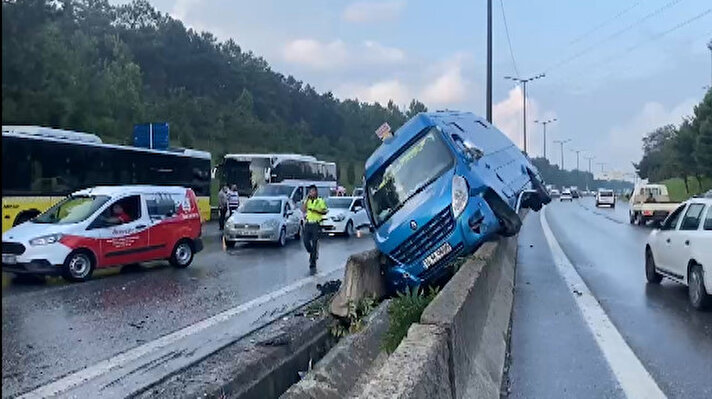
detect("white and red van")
(1, 186), (203, 282)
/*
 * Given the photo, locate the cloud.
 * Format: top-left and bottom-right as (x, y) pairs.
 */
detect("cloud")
(420, 58), (467, 106)
(170, 0), (199, 21)
(282, 39), (404, 69)
(341, 80), (411, 106)
(492, 86), (544, 149)
(283, 39), (349, 69)
(603, 99), (696, 173)
(343, 1), (406, 23)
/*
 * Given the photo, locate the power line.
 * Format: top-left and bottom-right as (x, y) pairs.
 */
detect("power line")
(546, 0), (686, 73)
(499, 0), (520, 78)
(568, 1), (641, 46)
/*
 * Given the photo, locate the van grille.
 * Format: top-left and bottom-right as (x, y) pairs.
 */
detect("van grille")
(389, 207), (455, 265)
(2, 242), (26, 255)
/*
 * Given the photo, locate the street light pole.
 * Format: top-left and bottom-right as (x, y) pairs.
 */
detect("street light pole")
(534, 118), (557, 160)
(570, 149), (582, 171)
(504, 73), (545, 153)
(486, 0), (492, 122)
(584, 155), (595, 191)
(553, 139), (571, 170)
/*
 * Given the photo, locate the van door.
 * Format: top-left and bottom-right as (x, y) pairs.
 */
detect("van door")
(145, 192), (180, 259)
(87, 194), (150, 267)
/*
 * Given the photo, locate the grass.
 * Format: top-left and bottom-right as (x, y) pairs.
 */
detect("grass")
(382, 287), (440, 354)
(659, 176), (712, 202)
(330, 295), (377, 338)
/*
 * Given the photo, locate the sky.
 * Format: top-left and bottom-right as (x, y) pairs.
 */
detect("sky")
(114, 0), (712, 179)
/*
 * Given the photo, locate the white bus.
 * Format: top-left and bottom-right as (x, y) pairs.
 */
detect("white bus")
(2, 126), (212, 231)
(219, 153), (337, 196)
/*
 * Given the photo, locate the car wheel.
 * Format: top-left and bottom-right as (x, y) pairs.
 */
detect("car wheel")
(62, 250), (95, 282)
(170, 239), (194, 268)
(484, 190), (521, 237)
(629, 212), (635, 224)
(645, 248), (662, 284)
(344, 220), (355, 237)
(277, 227), (287, 247)
(688, 264), (711, 310)
(636, 214), (645, 226)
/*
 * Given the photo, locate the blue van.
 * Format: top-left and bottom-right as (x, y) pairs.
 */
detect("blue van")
(363, 111), (549, 292)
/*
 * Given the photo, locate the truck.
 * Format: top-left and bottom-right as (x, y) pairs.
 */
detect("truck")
(629, 183), (679, 226)
(363, 110), (550, 292)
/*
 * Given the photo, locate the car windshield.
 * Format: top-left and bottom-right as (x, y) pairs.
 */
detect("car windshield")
(253, 185), (295, 197)
(326, 198), (353, 209)
(600, 191), (613, 196)
(366, 127), (454, 226)
(239, 198), (283, 214)
(33, 195), (110, 224)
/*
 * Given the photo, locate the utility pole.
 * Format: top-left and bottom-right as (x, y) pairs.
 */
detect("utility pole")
(570, 149), (582, 171)
(553, 139), (571, 170)
(486, 0), (492, 122)
(584, 155), (595, 190)
(504, 74), (545, 153)
(534, 118), (557, 160)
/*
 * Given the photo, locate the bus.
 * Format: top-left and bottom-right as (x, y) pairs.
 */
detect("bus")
(219, 153), (337, 196)
(2, 126), (212, 232)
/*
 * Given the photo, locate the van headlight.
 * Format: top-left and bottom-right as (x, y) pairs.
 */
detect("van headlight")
(30, 233), (63, 246)
(452, 175), (469, 218)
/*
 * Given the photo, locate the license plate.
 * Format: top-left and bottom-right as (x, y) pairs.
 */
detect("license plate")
(423, 242), (452, 269)
(2, 254), (17, 264)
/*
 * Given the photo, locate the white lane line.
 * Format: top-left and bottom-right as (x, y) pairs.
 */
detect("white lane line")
(18, 270), (334, 399)
(540, 208), (666, 399)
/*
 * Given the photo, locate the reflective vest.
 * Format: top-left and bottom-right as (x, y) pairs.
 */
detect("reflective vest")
(305, 198), (328, 223)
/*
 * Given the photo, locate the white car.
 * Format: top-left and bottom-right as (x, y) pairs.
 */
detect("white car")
(550, 189), (560, 197)
(560, 190), (573, 201)
(645, 198), (712, 310)
(596, 189), (615, 208)
(321, 196), (370, 237)
(224, 196), (302, 247)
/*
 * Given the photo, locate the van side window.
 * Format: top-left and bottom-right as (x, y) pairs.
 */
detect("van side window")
(293, 187), (304, 203)
(90, 195), (140, 228)
(146, 193), (176, 220)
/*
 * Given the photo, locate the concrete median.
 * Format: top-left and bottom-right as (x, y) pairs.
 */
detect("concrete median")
(357, 235), (517, 399)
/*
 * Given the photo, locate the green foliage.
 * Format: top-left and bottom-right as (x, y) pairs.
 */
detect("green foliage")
(346, 162), (356, 186)
(2, 0), (422, 172)
(382, 286), (439, 354)
(660, 176), (712, 202)
(635, 90), (711, 187)
(330, 295), (377, 338)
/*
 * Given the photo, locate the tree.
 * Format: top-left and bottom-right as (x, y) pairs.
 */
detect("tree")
(693, 90), (712, 177)
(406, 99), (427, 119)
(346, 162), (356, 186)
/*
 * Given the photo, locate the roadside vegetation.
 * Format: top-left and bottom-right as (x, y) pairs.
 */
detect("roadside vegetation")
(330, 296), (378, 338)
(635, 90), (712, 198)
(382, 287), (439, 354)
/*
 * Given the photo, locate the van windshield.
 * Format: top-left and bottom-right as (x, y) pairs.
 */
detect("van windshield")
(33, 195), (110, 224)
(366, 127), (454, 226)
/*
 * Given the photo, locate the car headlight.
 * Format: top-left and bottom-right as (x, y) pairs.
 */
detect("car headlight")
(332, 213), (346, 222)
(30, 233), (63, 246)
(225, 220), (235, 229)
(451, 175), (469, 218)
(262, 219), (279, 229)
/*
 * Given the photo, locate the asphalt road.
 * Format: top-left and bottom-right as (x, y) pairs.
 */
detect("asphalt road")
(509, 197), (712, 398)
(1, 223), (374, 398)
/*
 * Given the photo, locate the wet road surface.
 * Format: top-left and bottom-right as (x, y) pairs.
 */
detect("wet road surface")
(1, 223), (374, 398)
(509, 198), (712, 398)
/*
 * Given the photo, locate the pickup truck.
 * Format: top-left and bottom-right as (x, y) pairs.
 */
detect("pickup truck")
(629, 183), (679, 226)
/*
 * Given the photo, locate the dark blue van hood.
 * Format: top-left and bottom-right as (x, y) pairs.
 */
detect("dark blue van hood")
(373, 167), (455, 254)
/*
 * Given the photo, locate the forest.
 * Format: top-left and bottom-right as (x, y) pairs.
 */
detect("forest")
(2, 0), (428, 188)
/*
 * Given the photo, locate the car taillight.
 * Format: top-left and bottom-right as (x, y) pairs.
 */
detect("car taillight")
(643, 210), (653, 216)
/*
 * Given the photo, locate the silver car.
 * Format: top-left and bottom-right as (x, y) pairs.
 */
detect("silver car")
(224, 196), (302, 247)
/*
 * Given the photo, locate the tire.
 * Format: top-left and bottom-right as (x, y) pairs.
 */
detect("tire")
(225, 239), (236, 248)
(295, 223), (302, 239)
(62, 250), (95, 282)
(688, 264), (712, 310)
(277, 227), (287, 247)
(484, 190), (521, 237)
(629, 212), (635, 224)
(636, 214), (646, 226)
(645, 248), (662, 284)
(344, 220), (355, 237)
(170, 239), (194, 268)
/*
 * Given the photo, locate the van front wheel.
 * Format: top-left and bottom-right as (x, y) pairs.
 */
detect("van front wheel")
(170, 240), (194, 268)
(62, 250), (95, 282)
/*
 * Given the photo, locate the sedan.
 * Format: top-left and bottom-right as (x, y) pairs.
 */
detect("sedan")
(321, 196), (371, 237)
(224, 196), (302, 247)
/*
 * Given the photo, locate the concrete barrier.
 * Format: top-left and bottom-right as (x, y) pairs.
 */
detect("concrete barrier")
(329, 249), (387, 318)
(358, 235), (517, 399)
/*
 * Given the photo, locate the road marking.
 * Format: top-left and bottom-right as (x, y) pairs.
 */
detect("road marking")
(540, 208), (666, 399)
(17, 269), (336, 399)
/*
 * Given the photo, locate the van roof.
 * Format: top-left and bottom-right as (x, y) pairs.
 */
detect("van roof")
(364, 111), (490, 179)
(73, 185), (189, 196)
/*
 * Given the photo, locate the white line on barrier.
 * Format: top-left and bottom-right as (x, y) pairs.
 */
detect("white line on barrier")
(540, 208), (666, 399)
(18, 269), (334, 399)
